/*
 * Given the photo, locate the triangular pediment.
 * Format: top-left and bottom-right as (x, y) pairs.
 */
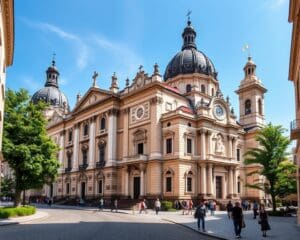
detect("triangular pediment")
(72, 87), (112, 113)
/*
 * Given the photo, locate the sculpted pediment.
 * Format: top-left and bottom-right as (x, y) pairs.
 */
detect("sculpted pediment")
(72, 88), (111, 113)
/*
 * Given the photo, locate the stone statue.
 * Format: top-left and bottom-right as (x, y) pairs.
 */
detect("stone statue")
(215, 134), (225, 154)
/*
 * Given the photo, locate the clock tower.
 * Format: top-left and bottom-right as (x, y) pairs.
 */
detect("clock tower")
(235, 56), (267, 130)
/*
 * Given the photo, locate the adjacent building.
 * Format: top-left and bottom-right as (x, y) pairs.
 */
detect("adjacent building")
(32, 19), (268, 206)
(0, 0), (14, 180)
(288, 0), (300, 225)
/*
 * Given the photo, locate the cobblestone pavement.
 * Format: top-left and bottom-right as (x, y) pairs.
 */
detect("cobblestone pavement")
(0, 207), (218, 240)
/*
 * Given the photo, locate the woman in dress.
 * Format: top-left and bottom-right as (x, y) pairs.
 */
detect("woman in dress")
(259, 204), (271, 237)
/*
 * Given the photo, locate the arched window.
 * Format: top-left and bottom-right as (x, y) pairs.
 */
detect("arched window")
(165, 170), (173, 192)
(82, 148), (88, 165)
(212, 88), (215, 96)
(67, 152), (72, 169)
(185, 171), (194, 192)
(83, 123), (89, 136)
(201, 84), (206, 93)
(68, 130), (72, 142)
(186, 84), (192, 93)
(258, 99), (262, 115)
(245, 99), (251, 115)
(100, 117), (106, 130)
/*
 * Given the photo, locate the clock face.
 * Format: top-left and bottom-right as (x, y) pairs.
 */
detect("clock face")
(214, 104), (225, 120)
(136, 106), (144, 119)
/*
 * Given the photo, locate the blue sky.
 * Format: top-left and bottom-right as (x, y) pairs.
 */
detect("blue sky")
(7, 0), (293, 132)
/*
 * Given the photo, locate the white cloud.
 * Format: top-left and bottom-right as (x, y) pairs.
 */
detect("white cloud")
(20, 17), (89, 70)
(22, 76), (42, 92)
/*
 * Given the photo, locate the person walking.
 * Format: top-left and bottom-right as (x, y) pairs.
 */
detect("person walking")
(209, 200), (216, 216)
(99, 198), (104, 211)
(226, 200), (233, 219)
(182, 200), (187, 215)
(194, 201), (206, 232)
(259, 204), (271, 237)
(139, 199), (146, 214)
(154, 198), (161, 215)
(232, 202), (244, 239)
(114, 199), (118, 212)
(253, 201), (259, 219)
(187, 200), (194, 215)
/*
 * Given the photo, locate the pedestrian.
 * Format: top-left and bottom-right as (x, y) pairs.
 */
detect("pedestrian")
(114, 199), (118, 212)
(182, 200), (187, 215)
(232, 202), (244, 239)
(253, 200), (259, 219)
(187, 200), (193, 215)
(209, 200), (215, 216)
(259, 204), (271, 237)
(226, 200), (233, 219)
(99, 198), (104, 211)
(194, 201), (206, 232)
(154, 198), (161, 215)
(174, 200), (179, 210)
(139, 199), (146, 214)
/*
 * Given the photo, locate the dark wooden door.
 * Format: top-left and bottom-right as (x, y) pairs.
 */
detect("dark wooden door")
(133, 177), (140, 199)
(216, 176), (222, 199)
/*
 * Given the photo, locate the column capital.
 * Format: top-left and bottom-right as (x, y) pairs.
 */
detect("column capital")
(89, 116), (97, 123)
(108, 108), (120, 116)
(139, 163), (146, 172)
(74, 122), (81, 128)
(207, 130), (213, 136)
(122, 107), (130, 114)
(60, 130), (66, 136)
(200, 163), (207, 168)
(150, 96), (163, 105)
(199, 128), (207, 135)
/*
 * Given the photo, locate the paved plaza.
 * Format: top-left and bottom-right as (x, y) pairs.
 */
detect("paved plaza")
(1, 205), (300, 240)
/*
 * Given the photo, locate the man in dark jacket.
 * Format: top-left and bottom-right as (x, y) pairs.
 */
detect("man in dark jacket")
(194, 202), (206, 232)
(226, 200), (233, 219)
(232, 202), (243, 239)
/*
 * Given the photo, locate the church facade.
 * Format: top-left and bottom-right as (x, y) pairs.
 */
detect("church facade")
(32, 20), (267, 205)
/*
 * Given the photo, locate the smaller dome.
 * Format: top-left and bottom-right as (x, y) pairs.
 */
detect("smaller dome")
(31, 60), (69, 111)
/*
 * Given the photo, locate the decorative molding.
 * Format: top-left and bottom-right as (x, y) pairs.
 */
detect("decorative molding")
(150, 96), (163, 105)
(108, 108), (120, 116)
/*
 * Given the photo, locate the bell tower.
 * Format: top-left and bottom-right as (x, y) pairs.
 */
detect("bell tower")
(235, 57), (267, 129)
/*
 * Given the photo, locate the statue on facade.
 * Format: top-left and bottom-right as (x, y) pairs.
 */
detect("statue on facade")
(215, 134), (225, 155)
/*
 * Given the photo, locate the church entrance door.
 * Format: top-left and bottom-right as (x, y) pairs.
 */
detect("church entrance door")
(81, 182), (86, 200)
(216, 176), (222, 199)
(133, 177), (140, 199)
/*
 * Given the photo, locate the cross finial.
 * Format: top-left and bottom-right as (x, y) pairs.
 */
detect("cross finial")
(187, 10), (192, 22)
(92, 71), (99, 87)
(138, 65), (143, 72)
(52, 52), (56, 66)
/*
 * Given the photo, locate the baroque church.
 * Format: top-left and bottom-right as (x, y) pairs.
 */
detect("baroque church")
(31, 19), (267, 206)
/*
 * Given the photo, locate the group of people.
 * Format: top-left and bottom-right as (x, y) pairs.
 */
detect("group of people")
(226, 200), (270, 238)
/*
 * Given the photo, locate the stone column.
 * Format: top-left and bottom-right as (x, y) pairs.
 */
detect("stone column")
(124, 166), (129, 196)
(200, 129), (206, 160)
(140, 164), (146, 196)
(232, 137), (237, 161)
(73, 123), (80, 170)
(207, 164), (213, 196)
(233, 167), (237, 195)
(107, 109), (118, 166)
(88, 117), (96, 168)
(206, 130), (212, 157)
(229, 167), (233, 196)
(150, 96), (163, 159)
(228, 136), (233, 159)
(222, 176), (227, 199)
(200, 163), (207, 195)
(122, 108), (129, 158)
(58, 131), (65, 172)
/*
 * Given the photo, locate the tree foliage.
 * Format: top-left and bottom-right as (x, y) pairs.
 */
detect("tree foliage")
(244, 123), (296, 212)
(0, 176), (15, 198)
(2, 89), (59, 206)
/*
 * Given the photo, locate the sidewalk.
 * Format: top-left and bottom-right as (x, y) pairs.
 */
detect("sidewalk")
(0, 210), (49, 226)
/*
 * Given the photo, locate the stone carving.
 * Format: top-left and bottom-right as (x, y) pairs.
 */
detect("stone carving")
(215, 134), (225, 155)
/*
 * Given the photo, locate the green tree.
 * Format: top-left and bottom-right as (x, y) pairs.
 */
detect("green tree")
(0, 176), (15, 198)
(244, 123), (295, 212)
(2, 89), (59, 206)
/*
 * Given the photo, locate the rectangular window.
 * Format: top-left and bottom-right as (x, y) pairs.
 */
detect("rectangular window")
(98, 180), (103, 194)
(187, 138), (192, 154)
(166, 138), (172, 154)
(237, 181), (241, 194)
(68, 131), (72, 142)
(187, 177), (192, 192)
(82, 150), (88, 165)
(166, 177), (172, 192)
(66, 183), (70, 195)
(137, 143), (144, 154)
(236, 149), (240, 161)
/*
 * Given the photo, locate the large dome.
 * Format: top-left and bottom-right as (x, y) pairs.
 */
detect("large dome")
(164, 20), (217, 81)
(31, 60), (69, 110)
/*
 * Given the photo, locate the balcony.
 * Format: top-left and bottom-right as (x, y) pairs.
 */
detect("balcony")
(290, 119), (300, 140)
(65, 167), (72, 173)
(79, 163), (88, 170)
(125, 154), (148, 163)
(96, 161), (106, 168)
